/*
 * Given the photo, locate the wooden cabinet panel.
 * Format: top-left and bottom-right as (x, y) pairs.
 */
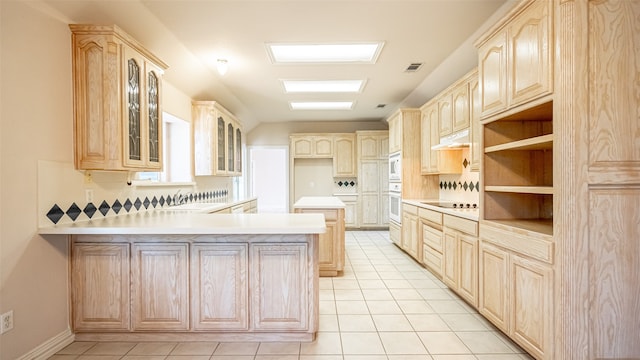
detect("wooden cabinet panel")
(420, 103), (440, 174)
(292, 137), (313, 157)
(251, 243), (309, 331)
(291, 135), (334, 158)
(470, 77), (481, 171)
(442, 230), (458, 289)
(458, 234), (478, 307)
(333, 134), (356, 177)
(478, 31), (508, 117)
(438, 94), (453, 137)
(295, 208), (345, 276)
(315, 137), (333, 157)
(388, 115), (402, 154)
(72, 243), (130, 331)
(479, 241), (509, 332)
(452, 82), (470, 132)
(132, 244), (189, 331)
(389, 220), (401, 246)
(191, 244), (248, 331)
(400, 204), (421, 261)
(193, 101), (243, 176)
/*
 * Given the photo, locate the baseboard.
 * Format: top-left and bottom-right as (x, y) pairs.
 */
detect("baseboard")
(17, 328), (74, 360)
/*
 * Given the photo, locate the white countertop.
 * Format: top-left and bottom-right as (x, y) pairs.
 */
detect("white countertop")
(293, 196), (346, 209)
(39, 212), (327, 235)
(403, 199), (479, 221)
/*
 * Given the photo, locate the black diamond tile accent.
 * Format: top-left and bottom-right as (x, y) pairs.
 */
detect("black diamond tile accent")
(469, 182), (475, 191)
(463, 182), (469, 191)
(152, 196), (158, 207)
(98, 201), (111, 216)
(338, 181), (343, 186)
(112, 199), (123, 214)
(476, 181), (480, 191)
(66, 203), (82, 221)
(453, 182), (457, 190)
(124, 199), (133, 212)
(439, 181), (444, 189)
(143, 197), (150, 209)
(134, 198), (142, 210)
(166, 194), (173, 206)
(83, 203), (97, 218)
(447, 182), (452, 190)
(189, 194), (194, 202)
(350, 181), (355, 186)
(463, 158), (469, 168)
(46, 204), (65, 224)
(159, 196), (165, 206)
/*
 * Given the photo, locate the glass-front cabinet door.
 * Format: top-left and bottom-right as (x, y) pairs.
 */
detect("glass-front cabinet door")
(217, 116), (226, 173)
(126, 56), (142, 165)
(228, 122), (235, 172)
(147, 69), (161, 167)
(235, 128), (242, 174)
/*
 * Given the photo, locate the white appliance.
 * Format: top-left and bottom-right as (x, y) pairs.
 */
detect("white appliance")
(389, 152), (401, 181)
(431, 128), (470, 150)
(389, 182), (402, 224)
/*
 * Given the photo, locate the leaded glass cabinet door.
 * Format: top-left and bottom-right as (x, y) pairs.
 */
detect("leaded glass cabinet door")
(235, 127), (242, 175)
(145, 66), (162, 170)
(126, 56), (142, 166)
(217, 116), (226, 173)
(228, 122), (235, 172)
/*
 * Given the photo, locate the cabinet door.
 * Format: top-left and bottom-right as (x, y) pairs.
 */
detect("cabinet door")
(192, 104), (215, 176)
(438, 94), (453, 137)
(145, 62), (163, 170)
(359, 161), (381, 227)
(235, 127), (242, 175)
(458, 234), (478, 307)
(251, 243), (309, 331)
(508, 0), (552, 107)
(408, 213), (420, 261)
(510, 255), (552, 359)
(379, 135), (389, 158)
(132, 244), (189, 331)
(452, 82), (470, 132)
(297, 209), (342, 275)
(123, 48), (145, 168)
(479, 31), (508, 117)
(192, 244), (248, 330)
(334, 135), (356, 177)
(314, 137), (333, 157)
(227, 122), (235, 172)
(359, 135), (380, 160)
(469, 76), (481, 171)
(442, 230), (458, 288)
(291, 137), (313, 157)
(388, 116), (402, 154)
(420, 104), (439, 174)
(217, 115), (227, 173)
(478, 241), (509, 332)
(343, 201), (357, 228)
(389, 220), (401, 246)
(72, 243), (130, 331)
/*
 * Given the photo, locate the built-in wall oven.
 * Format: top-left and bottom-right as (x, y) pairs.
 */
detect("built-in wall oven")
(389, 182), (401, 224)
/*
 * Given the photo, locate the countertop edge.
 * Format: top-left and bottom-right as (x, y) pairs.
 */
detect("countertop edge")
(402, 199), (480, 221)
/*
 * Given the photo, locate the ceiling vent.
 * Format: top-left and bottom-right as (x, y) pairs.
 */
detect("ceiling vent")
(404, 62), (423, 72)
(376, 104), (386, 108)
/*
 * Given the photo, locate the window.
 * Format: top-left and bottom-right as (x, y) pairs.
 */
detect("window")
(136, 112), (192, 183)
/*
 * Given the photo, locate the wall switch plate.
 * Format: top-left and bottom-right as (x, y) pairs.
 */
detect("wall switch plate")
(1, 310), (13, 334)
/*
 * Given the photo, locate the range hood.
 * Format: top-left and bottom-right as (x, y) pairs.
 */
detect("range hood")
(431, 128), (470, 150)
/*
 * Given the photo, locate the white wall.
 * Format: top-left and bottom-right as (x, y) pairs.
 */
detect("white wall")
(247, 120), (388, 146)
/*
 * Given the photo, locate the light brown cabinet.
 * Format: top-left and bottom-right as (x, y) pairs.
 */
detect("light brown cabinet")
(420, 103), (440, 174)
(333, 134), (356, 177)
(291, 135), (333, 158)
(469, 76), (481, 171)
(400, 204), (421, 262)
(70, 25), (168, 171)
(420, 207), (444, 278)
(192, 101), (243, 177)
(442, 214), (479, 307)
(477, 0), (552, 118)
(131, 243), (189, 331)
(294, 208), (345, 277)
(357, 131), (389, 229)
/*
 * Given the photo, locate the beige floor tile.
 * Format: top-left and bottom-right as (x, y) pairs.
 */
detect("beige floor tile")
(455, 332), (515, 354)
(83, 342), (137, 355)
(299, 355), (344, 360)
(418, 288), (454, 300)
(338, 314), (377, 332)
(47, 356), (79, 360)
(76, 356), (122, 360)
(430, 355), (478, 360)
(121, 356), (166, 360)
(336, 300), (370, 314)
(354, 271), (381, 279)
(343, 355), (388, 360)
(402, 271), (434, 280)
(319, 314), (340, 331)
(210, 356), (253, 360)
(319, 277), (334, 289)
(213, 342), (259, 356)
(373, 265), (397, 272)
(340, 332), (385, 355)
(333, 279), (361, 289)
(334, 289), (365, 300)
(128, 342), (177, 355)
(320, 300), (337, 315)
(440, 314), (490, 331)
(56, 342), (97, 355)
(320, 289), (336, 300)
(300, 332), (343, 355)
(357, 279), (387, 289)
(407, 279), (440, 289)
(475, 355), (524, 360)
(366, 300), (403, 314)
(405, 314), (451, 332)
(417, 332), (471, 354)
(389, 288), (423, 300)
(427, 300), (470, 314)
(170, 342), (218, 356)
(377, 271), (405, 280)
(361, 289), (394, 301)
(378, 332), (428, 355)
(256, 342), (300, 355)
(397, 300), (434, 314)
(166, 356), (211, 360)
(255, 355), (298, 360)
(388, 355), (434, 360)
(371, 314), (413, 331)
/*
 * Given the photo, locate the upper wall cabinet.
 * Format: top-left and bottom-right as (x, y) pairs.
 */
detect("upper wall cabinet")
(291, 136), (334, 158)
(476, 0), (553, 118)
(70, 25), (168, 171)
(290, 134), (355, 177)
(333, 134), (356, 177)
(192, 101), (243, 177)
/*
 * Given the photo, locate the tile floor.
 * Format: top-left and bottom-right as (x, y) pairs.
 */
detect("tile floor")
(50, 230), (534, 360)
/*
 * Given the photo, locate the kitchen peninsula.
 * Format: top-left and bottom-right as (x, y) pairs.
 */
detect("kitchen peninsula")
(39, 212), (326, 342)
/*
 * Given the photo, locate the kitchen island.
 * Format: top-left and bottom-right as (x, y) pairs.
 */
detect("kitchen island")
(293, 196), (345, 277)
(39, 212), (325, 342)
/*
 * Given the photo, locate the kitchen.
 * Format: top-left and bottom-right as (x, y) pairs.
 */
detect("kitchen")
(2, 1), (639, 360)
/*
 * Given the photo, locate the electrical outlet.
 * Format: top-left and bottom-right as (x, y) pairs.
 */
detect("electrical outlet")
(85, 189), (94, 203)
(1, 310), (13, 334)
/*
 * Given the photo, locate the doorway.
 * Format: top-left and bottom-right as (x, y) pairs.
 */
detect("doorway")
(248, 146), (289, 213)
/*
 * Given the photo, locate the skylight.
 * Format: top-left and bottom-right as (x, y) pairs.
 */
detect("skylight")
(290, 102), (354, 110)
(283, 80), (365, 93)
(267, 43), (383, 63)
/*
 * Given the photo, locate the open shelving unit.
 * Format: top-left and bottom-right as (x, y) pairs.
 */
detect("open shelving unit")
(482, 101), (553, 235)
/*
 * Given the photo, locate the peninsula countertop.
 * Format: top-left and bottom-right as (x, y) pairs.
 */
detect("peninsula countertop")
(38, 212), (327, 235)
(293, 196), (346, 209)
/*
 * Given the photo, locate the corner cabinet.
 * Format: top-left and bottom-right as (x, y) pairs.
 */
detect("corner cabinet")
(70, 25), (168, 171)
(192, 101), (243, 176)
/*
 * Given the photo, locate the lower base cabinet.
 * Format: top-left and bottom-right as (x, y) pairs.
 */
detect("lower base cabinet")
(479, 239), (553, 359)
(294, 208), (345, 276)
(71, 236), (317, 338)
(400, 204), (421, 261)
(389, 221), (401, 245)
(442, 215), (479, 308)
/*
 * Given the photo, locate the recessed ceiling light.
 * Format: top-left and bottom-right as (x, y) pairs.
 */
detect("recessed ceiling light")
(282, 80), (365, 93)
(267, 43), (383, 63)
(290, 101), (354, 110)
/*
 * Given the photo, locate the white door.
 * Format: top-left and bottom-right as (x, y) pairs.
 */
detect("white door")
(248, 147), (288, 213)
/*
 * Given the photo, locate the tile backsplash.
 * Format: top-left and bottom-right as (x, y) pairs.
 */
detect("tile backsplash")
(438, 148), (480, 205)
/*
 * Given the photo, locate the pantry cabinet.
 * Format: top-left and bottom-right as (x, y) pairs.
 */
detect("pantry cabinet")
(192, 101), (243, 176)
(70, 25), (168, 171)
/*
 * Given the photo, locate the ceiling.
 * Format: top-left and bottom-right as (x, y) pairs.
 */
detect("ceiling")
(39, 0), (510, 131)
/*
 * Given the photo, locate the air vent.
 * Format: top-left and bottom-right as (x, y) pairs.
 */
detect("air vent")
(405, 62), (423, 72)
(376, 104), (386, 108)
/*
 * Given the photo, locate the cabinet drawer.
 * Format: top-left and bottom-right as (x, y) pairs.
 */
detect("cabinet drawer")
(423, 225), (443, 252)
(423, 247), (443, 277)
(242, 202), (252, 212)
(403, 204), (418, 216)
(296, 209), (338, 221)
(480, 222), (553, 264)
(419, 207), (443, 225)
(444, 214), (478, 236)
